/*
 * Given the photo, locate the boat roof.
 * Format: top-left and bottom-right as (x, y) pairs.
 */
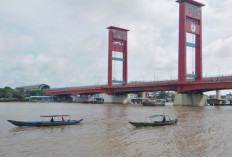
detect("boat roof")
(40, 115), (70, 117)
(147, 114), (169, 118)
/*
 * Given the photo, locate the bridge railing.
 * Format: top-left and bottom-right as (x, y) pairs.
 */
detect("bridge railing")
(203, 75), (232, 81)
(46, 84), (108, 91)
(46, 74), (232, 91)
(47, 79), (180, 91)
(128, 79), (178, 85)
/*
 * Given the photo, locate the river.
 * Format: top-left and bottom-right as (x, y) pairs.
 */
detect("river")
(1, 102), (232, 157)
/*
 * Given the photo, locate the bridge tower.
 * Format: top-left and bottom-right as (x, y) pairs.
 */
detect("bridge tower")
(176, 0), (204, 82)
(107, 26), (129, 86)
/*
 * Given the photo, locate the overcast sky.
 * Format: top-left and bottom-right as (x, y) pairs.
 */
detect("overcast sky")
(1, 0), (232, 94)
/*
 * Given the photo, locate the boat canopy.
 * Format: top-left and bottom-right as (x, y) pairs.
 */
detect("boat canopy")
(147, 114), (168, 118)
(40, 115), (70, 117)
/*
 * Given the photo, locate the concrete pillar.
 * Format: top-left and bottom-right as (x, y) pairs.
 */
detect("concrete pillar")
(174, 93), (208, 106)
(216, 90), (221, 99)
(72, 95), (95, 103)
(141, 92), (146, 99)
(104, 94), (130, 104)
(153, 91), (157, 99)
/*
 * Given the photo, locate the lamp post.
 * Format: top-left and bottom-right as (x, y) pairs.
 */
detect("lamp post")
(216, 65), (221, 99)
(216, 65), (220, 76)
(170, 70), (172, 80)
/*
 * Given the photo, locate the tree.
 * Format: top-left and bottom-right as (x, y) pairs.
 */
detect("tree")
(0, 88), (4, 98)
(26, 90), (45, 97)
(14, 88), (26, 99)
(3, 87), (15, 98)
(157, 91), (170, 99)
(0, 86), (45, 99)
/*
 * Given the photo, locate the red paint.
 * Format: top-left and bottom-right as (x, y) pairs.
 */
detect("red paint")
(107, 26), (129, 86)
(45, 77), (232, 96)
(177, 0), (204, 82)
(176, 0), (204, 7)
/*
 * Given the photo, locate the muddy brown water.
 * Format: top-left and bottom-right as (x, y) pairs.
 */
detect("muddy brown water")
(1, 102), (232, 157)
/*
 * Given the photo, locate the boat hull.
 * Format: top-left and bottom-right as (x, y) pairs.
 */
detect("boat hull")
(7, 119), (84, 127)
(142, 100), (165, 106)
(129, 119), (178, 127)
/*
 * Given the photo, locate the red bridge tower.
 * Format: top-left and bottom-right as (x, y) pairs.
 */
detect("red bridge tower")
(176, 0), (204, 82)
(107, 26), (129, 86)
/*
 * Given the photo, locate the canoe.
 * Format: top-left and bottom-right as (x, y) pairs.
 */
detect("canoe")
(7, 119), (83, 127)
(7, 115), (83, 127)
(129, 114), (178, 127)
(129, 119), (178, 127)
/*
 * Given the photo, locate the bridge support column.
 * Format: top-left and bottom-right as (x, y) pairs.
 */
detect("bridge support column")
(72, 95), (95, 103)
(141, 92), (146, 99)
(174, 93), (208, 106)
(216, 90), (221, 99)
(104, 94), (130, 104)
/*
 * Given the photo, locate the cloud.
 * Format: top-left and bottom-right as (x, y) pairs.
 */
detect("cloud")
(203, 37), (232, 76)
(0, 0), (231, 92)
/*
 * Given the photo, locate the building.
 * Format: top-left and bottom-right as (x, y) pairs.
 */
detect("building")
(16, 84), (50, 91)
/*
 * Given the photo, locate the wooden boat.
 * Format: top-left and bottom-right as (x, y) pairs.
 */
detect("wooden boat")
(129, 114), (178, 127)
(7, 115), (83, 127)
(142, 99), (165, 106)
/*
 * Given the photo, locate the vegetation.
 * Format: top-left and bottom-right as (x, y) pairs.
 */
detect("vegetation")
(0, 87), (45, 100)
(157, 91), (175, 100)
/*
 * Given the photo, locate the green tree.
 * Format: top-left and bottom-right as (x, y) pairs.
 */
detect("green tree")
(157, 91), (170, 99)
(14, 88), (26, 99)
(3, 87), (15, 98)
(0, 86), (45, 99)
(30, 90), (45, 96)
(171, 93), (175, 101)
(0, 88), (4, 98)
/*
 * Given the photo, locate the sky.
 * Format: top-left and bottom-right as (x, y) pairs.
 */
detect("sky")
(1, 0), (232, 94)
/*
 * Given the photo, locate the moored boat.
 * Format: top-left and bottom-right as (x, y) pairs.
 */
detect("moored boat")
(142, 99), (165, 106)
(8, 115), (83, 127)
(129, 114), (178, 127)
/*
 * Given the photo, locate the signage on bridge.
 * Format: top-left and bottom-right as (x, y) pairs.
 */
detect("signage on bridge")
(186, 73), (198, 79)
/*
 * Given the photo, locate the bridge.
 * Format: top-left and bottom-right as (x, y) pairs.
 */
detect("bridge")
(46, 76), (232, 95)
(45, 0), (232, 106)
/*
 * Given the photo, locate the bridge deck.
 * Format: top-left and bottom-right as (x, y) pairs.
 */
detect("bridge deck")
(45, 76), (232, 96)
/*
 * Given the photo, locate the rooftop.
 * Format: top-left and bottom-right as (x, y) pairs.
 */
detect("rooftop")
(107, 26), (129, 32)
(176, 0), (205, 7)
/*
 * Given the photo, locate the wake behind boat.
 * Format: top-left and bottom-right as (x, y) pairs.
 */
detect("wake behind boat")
(8, 115), (83, 127)
(129, 114), (178, 127)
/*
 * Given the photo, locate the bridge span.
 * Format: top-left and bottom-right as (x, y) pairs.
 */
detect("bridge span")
(45, 0), (231, 106)
(45, 76), (232, 104)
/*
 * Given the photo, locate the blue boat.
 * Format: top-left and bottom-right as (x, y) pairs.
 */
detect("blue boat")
(7, 115), (83, 127)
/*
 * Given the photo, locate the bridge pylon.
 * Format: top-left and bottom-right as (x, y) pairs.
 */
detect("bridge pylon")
(107, 26), (129, 87)
(176, 0), (204, 82)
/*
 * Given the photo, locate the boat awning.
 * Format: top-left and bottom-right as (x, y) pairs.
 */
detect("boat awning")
(40, 115), (70, 117)
(147, 114), (168, 118)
